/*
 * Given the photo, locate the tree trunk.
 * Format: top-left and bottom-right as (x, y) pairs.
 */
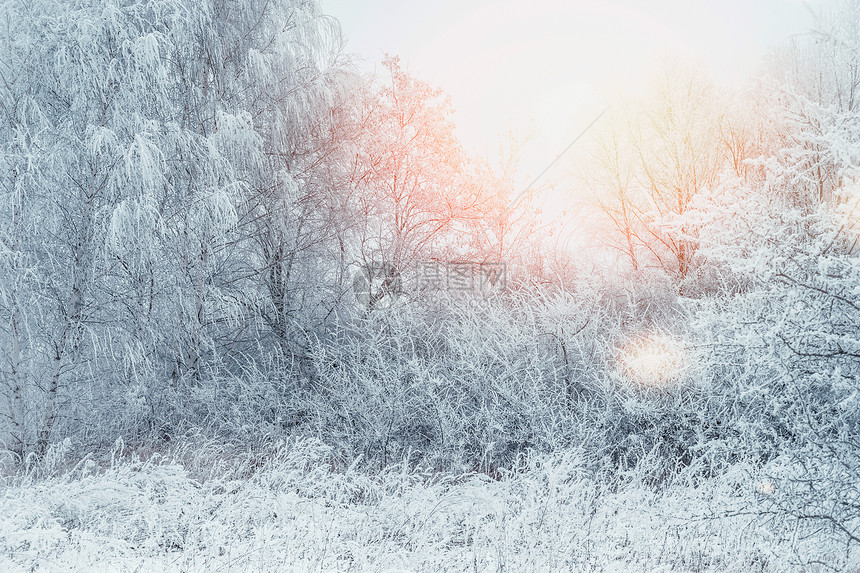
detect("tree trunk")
(7, 309), (25, 463)
(36, 195), (91, 459)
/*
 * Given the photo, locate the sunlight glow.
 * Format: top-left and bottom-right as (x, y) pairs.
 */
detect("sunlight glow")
(619, 332), (685, 388)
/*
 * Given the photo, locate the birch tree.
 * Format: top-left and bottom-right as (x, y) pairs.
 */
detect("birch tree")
(0, 0), (349, 459)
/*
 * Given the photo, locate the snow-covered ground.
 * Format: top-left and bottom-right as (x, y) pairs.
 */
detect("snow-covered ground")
(0, 438), (847, 572)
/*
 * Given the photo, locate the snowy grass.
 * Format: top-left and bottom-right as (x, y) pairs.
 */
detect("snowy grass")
(0, 437), (848, 572)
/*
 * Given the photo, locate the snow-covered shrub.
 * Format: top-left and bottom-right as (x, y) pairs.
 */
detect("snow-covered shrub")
(278, 271), (736, 491)
(691, 191), (860, 557)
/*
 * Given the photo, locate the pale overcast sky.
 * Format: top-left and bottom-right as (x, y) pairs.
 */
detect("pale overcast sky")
(320, 0), (821, 235)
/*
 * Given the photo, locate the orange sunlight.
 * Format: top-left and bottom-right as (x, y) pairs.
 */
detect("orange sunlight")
(618, 332), (686, 388)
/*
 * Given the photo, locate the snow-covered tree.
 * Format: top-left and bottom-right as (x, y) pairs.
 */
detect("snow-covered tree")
(585, 68), (723, 281)
(353, 56), (486, 277)
(756, 0), (860, 211)
(0, 0), (349, 459)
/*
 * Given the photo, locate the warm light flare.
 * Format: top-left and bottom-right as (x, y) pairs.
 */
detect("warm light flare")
(618, 332), (685, 388)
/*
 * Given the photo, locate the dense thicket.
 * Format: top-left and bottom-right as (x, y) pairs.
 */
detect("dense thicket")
(1, 0), (859, 565)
